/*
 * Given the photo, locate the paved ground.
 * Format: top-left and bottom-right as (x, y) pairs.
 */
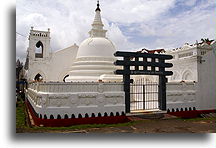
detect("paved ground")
(70, 115), (215, 133)
(17, 113), (215, 133)
(85, 118), (215, 133)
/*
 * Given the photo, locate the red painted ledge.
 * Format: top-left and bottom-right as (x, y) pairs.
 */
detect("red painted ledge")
(168, 109), (216, 118)
(25, 99), (130, 127)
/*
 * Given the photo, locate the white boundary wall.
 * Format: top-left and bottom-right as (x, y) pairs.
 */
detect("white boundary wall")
(26, 82), (125, 119)
(196, 49), (215, 110)
(167, 82), (197, 111)
(167, 49), (216, 111)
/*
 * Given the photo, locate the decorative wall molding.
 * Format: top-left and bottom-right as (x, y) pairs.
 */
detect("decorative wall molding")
(26, 82), (125, 119)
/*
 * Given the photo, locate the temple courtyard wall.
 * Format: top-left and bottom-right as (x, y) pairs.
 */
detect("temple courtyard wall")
(26, 82), (125, 120)
(167, 49), (215, 112)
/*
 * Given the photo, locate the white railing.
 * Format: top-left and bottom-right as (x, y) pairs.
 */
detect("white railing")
(28, 81), (124, 93)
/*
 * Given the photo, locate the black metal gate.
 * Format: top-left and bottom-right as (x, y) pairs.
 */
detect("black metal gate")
(114, 51), (173, 113)
(130, 78), (159, 111)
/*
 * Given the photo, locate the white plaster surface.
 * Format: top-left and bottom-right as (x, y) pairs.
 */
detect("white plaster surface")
(166, 42), (213, 82)
(26, 28), (78, 82)
(66, 7), (121, 82)
(166, 41), (215, 111)
(26, 82), (125, 119)
(166, 82), (197, 111)
(196, 49), (216, 110)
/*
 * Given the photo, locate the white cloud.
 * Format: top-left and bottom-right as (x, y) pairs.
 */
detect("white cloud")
(16, 0), (215, 62)
(103, 0), (175, 24)
(181, 0), (197, 6)
(106, 22), (140, 51)
(135, 0), (215, 49)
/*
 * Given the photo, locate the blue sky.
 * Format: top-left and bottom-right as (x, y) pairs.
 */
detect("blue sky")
(16, 0), (215, 62)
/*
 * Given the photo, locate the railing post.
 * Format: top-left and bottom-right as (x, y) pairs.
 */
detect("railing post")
(143, 84), (145, 110)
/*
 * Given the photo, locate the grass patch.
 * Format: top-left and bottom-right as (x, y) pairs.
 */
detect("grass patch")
(176, 116), (216, 122)
(16, 100), (27, 128)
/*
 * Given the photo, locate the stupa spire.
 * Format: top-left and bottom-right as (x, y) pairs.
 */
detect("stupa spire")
(89, 0), (107, 38)
(95, 0), (101, 12)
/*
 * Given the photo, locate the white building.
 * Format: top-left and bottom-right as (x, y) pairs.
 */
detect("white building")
(65, 2), (121, 82)
(23, 1), (215, 123)
(166, 40), (215, 82)
(25, 1), (122, 83)
(26, 27), (78, 82)
(25, 6), (215, 85)
(24, 2), (126, 125)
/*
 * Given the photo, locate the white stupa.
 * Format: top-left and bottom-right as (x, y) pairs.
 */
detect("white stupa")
(66, 1), (122, 82)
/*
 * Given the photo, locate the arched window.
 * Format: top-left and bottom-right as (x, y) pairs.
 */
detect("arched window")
(34, 73), (43, 81)
(35, 41), (43, 58)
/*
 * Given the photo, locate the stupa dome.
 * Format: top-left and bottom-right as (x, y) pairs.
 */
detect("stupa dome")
(65, 1), (122, 82)
(77, 37), (116, 58)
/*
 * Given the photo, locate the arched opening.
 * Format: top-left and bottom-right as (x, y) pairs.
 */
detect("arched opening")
(71, 114), (75, 118)
(34, 73), (43, 81)
(182, 70), (193, 81)
(35, 41), (44, 58)
(64, 114), (68, 119)
(50, 115), (54, 119)
(98, 113), (102, 117)
(184, 73), (192, 80)
(57, 114), (61, 119)
(63, 74), (69, 82)
(85, 113), (89, 118)
(78, 114), (82, 118)
(91, 113), (95, 118)
(104, 112), (108, 117)
(110, 112), (114, 116)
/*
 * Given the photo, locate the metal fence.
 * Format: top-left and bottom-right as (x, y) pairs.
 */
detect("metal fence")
(130, 78), (159, 111)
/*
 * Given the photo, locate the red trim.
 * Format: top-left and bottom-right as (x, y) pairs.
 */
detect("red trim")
(168, 110), (216, 118)
(25, 99), (130, 127)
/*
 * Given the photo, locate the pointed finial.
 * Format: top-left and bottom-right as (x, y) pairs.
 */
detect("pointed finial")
(95, 0), (101, 12)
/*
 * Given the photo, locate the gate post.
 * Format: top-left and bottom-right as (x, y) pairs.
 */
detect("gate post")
(124, 57), (130, 113)
(159, 75), (167, 110)
(158, 58), (167, 111)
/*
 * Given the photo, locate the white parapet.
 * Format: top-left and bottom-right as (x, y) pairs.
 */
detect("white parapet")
(166, 82), (197, 111)
(26, 81), (125, 119)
